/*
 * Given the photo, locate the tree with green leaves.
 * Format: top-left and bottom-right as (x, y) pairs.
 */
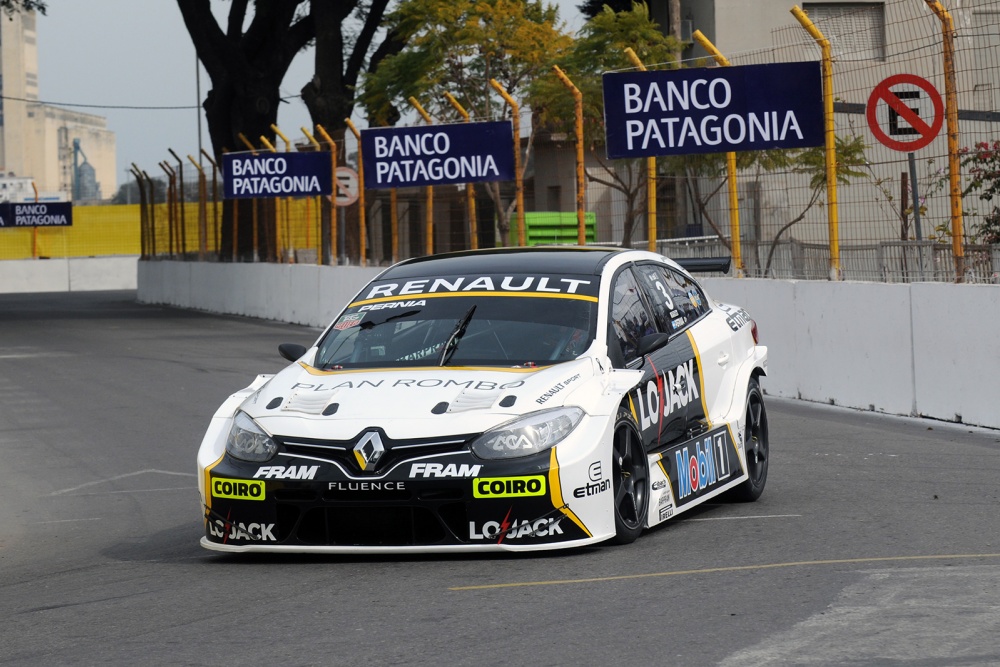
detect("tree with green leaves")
(361, 0), (572, 246)
(532, 2), (679, 246)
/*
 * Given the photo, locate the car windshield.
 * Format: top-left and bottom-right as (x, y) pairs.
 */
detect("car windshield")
(314, 273), (598, 369)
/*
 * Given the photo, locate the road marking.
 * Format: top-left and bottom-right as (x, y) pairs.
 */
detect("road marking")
(688, 514), (801, 522)
(37, 518), (104, 524)
(71, 487), (192, 496)
(449, 553), (1000, 591)
(50, 469), (196, 496)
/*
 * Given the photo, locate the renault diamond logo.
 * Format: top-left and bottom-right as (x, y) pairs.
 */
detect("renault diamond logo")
(353, 431), (385, 472)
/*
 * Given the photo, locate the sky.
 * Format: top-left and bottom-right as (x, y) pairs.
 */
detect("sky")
(35, 1), (586, 195)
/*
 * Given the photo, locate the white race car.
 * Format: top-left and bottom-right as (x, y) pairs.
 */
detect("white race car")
(198, 246), (768, 553)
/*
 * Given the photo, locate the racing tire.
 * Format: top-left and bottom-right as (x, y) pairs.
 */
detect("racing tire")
(730, 378), (768, 502)
(609, 408), (649, 545)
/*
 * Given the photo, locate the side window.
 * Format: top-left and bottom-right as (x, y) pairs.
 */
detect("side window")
(634, 265), (711, 334)
(609, 268), (654, 365)
(663, 268), (710, 329)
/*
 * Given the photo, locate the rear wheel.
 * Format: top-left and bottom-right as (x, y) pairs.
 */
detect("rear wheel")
(731, 378), (768, 502)
(610, 408), (649, 544)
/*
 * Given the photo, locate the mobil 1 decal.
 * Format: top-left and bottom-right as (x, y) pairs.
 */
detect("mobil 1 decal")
(633, 333), (705, 447)
(603, 61), (823, 159)
(663, 426), (741, 507)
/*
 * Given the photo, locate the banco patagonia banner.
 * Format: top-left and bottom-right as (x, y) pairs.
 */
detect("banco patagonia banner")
(603, 61), (823, 159)
(223, 152), (333, 199)
(361, 121), (515, 189)
(0, 202), (73, 228)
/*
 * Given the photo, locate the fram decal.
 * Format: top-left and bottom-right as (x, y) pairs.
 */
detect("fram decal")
(409, 462), (482, 478)
(254, 466), (318, 480)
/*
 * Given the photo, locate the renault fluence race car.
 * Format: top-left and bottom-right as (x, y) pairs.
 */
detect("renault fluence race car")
(198, 246), (768, 553)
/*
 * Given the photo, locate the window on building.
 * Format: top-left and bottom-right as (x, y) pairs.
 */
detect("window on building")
(801, 3), (886, 61)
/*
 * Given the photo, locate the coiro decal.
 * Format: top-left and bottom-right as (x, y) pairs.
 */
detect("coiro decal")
(212, 477), (266, 501)
(473, 476), (546, 499)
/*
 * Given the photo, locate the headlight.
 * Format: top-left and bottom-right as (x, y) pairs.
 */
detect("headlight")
(226, 411), (278, 462)
(470, 407), (585, 459)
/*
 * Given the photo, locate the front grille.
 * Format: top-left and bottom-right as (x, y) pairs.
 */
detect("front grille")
(288, 504), (467, 546)
(277, 431), (476, 475)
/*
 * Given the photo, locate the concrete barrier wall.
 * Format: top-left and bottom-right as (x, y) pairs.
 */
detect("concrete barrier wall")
(0, 257), (138, 293)
(702, 278), (1000, 430)
(137, 260), (382, 328)
(136, 261), (999, 430)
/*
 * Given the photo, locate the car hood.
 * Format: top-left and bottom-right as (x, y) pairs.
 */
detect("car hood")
(241, 358), (597, 440)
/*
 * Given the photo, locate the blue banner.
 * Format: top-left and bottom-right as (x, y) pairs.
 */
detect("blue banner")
(603, 61), (823, 159)
(0, 202), (73, 227)
(361, 121), (515, 189)
(223, 152), (333, 199)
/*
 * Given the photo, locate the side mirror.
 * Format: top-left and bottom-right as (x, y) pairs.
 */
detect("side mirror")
(637, 333), (670, 357)
(278, 343), (307, 362)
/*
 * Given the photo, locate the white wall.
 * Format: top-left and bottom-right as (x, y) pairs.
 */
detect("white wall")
(0, 256), (137, 293)
(702, 278), (1000, 430)
(134, 261), (1000, 430)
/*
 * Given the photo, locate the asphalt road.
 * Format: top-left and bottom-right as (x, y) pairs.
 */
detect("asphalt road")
(2, 290), (999, 667)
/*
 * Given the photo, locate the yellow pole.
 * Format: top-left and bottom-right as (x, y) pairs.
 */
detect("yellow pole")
(168, 148), (187, 256)
(345, 118), (367, 267)
(237, 133), (257, 154)
(187, 154), (208, 259)
(408, 96), (435, 256)
(692, 31), (743, 277)
(316, 124), (339, 265)
(271, 124), (294, 259)
(200, 149), (219, 256)
(791, 6), (840, 281)
(302, 127), (324, 265)
(258, 137), (285, 261)
(489, 79), (526, 246)
(31, 181), (38, 258)
(444, 91), (479, 250)
(623, 48), (657, 253)
(924, 0), (964, 282)
(271, 124), (292, 152)
(552, 66), (587, 247)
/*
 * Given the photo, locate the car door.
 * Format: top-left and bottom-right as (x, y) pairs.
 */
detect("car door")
(608, 265), (698, 451)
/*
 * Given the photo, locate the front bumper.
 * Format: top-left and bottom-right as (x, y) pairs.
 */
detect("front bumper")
(201, 420), (616, 553)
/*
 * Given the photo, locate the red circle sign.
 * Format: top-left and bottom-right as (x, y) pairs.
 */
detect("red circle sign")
(866, 74), (943, 152)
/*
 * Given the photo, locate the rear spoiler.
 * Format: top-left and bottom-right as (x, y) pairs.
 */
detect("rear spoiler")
(673, 257), (732, 274)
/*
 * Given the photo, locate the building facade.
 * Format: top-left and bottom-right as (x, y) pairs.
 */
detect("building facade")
(0, 11), (116, 201)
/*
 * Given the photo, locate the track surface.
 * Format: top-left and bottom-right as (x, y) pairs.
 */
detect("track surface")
(2, 291), (999, 666)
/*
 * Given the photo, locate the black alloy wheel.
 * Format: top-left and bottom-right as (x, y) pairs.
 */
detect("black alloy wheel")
(731, 378), (768, 502)
(610, 408), (649, 544)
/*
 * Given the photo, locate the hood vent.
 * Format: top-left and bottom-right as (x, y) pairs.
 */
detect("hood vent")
(282, 389), (339, 415)
(447, 388), (501, 413)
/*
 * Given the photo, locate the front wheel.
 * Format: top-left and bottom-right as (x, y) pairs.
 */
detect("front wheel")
(730, 378), (768, 502)
(609, 408), (649, 544)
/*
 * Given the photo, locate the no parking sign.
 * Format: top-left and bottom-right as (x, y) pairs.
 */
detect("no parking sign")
(866, 74), (943, 152)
